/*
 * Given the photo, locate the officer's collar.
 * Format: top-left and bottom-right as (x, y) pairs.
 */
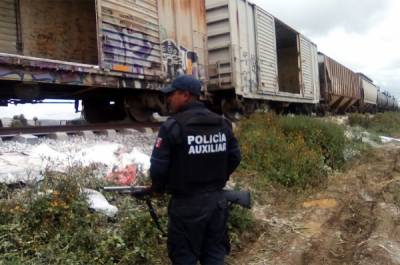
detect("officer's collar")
(180, 101), (205, 112)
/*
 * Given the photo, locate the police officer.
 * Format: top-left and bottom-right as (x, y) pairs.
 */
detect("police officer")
(150, 75), (241, 265)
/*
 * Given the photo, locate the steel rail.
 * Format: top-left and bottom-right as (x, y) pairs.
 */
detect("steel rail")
(0, 122), (160, 138)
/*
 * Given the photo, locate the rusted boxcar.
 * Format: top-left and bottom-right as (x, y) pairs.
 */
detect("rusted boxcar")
(318, 53), (362, 113)
(206, 0), (320, 116)
(0, 0), (207, 122)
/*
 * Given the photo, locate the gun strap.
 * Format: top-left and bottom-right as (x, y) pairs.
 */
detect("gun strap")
(145, 198), (167, 238)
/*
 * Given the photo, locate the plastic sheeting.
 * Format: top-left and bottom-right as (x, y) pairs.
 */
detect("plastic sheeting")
(0, 142), (150, 185)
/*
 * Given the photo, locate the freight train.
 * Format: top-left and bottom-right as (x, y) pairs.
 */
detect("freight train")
(0, 0), (397, 122)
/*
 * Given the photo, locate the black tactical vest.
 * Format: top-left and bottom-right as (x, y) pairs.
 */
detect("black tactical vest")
(166, 108), (230, 195)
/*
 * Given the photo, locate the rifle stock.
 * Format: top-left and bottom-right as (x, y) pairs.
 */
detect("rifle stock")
(223, 190), (251, 209)
(103, 186), (151, 198)
(103, 186), (251, 208)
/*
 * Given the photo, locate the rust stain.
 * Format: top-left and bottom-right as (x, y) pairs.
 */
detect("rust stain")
(186, 59), (193, 75)
(177, 0), (191, 12)
(192, 0), (206, 32)
(175, 0), (192, 48)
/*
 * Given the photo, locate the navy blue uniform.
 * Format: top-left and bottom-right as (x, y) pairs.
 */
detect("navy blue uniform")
(150, 101), (241, 265)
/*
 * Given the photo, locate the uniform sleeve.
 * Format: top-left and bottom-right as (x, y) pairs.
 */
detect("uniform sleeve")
(225, 120), (242, 177)
(149, 120), (176, 194)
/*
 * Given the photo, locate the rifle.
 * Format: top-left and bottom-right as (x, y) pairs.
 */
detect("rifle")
(102, 186), (252, 235)
(103, 186), (151, 198)
(104, 186), (251, 206)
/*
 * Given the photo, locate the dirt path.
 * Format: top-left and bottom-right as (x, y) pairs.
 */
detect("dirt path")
(228, 143), (400, 265)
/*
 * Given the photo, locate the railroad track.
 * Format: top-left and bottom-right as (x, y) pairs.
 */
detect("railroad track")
(0, 122), (161, 139)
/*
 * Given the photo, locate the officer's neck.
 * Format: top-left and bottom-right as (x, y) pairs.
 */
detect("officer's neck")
(179, 99), (202, 112)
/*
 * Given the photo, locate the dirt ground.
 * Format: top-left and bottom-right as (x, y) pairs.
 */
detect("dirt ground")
(228, 142), (400, 265)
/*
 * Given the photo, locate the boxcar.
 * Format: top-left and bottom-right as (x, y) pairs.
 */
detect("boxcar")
(358, 73), (378, 113)
(206, 0), (320, 116)
(318, 52), (362, 114)
(0, 0), (207, 122)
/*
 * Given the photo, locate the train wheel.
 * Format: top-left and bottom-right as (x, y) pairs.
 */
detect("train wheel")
(221, 98), (242, 121)
(83, 99), (108, 123)
(125, 97), (155, 122)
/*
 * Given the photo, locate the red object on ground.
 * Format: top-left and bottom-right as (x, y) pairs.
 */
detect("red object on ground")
(106, 164), (137, 185)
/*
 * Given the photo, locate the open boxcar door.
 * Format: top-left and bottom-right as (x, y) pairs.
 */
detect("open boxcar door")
(254, 7), (279, 95)
(299, 35), (320, 102)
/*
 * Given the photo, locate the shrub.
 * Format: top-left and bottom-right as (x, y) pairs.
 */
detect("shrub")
(279, 115), (346, 169)
(348, 113), (371, 128)
(349, 112), (400, 137)
(10, 114), (28, 128)
(237, 113), (346, 188)
(370, 112), (400, 137)
(226, 204), (255, 254)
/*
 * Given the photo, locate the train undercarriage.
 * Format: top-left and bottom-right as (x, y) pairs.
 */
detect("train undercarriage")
(81, 91), (168, 123)
(0, 79), (320, 123)
(0, 80), (168, 123)
(211, 90), (317, 121)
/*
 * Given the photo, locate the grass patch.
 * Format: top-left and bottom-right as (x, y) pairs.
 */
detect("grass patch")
(349, 112), (400, 137)
(236, 113), (347, 189)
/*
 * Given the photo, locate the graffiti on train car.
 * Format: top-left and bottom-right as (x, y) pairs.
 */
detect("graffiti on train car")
(161, 40), (202, 80)
(0, 64), (161, 91)
(101, 22), (161, 76)
(102, 24), (155, 59)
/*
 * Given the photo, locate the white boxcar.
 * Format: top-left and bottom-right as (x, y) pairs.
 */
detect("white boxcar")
(206, 0), (319, 106)
(358, 74), (378, 112)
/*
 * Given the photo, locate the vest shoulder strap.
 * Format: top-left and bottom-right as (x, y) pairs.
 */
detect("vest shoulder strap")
(173, 108), (223, 127)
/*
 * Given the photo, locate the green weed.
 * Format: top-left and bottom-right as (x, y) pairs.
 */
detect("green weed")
(236, 113), (346, 189)
(349, 112), (400, 137)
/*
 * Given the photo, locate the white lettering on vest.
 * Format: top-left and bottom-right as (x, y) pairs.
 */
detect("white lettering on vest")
(188, 135), (195, 145)
(187, 133), (227, 155)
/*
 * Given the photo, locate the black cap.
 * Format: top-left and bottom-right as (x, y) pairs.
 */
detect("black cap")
(161, 75), (201, 96)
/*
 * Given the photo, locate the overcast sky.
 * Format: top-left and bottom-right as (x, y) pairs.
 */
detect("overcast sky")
(1, 0), (399, 119)
(253, 0), (400, 98)
(0, 101), (81, 120)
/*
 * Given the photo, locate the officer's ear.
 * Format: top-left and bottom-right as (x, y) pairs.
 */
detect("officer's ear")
(181, 90), (192, 99)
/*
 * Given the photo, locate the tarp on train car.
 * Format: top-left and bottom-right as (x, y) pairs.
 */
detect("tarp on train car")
(206, 0), (319, 104)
